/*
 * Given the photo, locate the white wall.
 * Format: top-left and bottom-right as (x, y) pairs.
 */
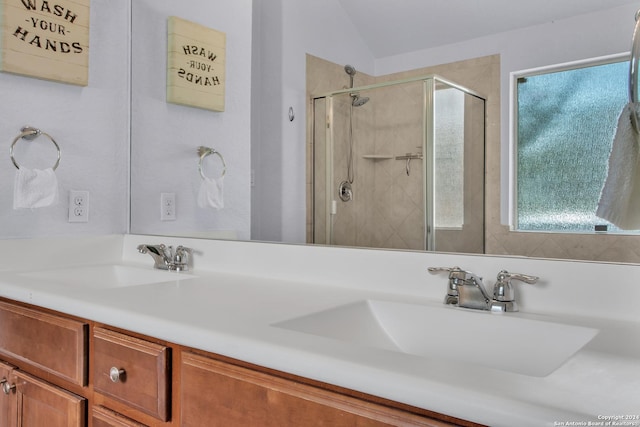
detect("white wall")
(251, 0), (283, 242)
(252, 0), (375, 243)
(0, 0), (130, 238)
(130, 0), (253, 240)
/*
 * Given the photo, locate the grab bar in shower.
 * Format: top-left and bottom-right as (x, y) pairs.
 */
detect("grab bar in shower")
(394, 153), (423, 161)
(395, 152), (423, 176)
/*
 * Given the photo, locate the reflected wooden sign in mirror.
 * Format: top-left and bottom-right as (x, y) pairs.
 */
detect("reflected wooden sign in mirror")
(166, 16), (226, 112)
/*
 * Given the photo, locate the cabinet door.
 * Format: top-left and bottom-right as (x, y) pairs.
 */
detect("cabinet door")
(0, 301), (88, 386)
(12, 371), (85, 427)
(92, 406), (147, 427)
(180, 352), (448, 427)
(0, 361), (16, 427)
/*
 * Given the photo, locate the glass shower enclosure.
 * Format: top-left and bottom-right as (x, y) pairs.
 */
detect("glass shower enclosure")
(311, 75), (485, 252)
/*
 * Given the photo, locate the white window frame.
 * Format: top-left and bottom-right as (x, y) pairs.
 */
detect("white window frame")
(508, 52), (629, 232)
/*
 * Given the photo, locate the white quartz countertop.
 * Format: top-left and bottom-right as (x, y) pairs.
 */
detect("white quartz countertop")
(0, 235), (639, 427)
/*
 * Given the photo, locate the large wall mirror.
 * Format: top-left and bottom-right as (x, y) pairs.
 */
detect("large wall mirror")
(130, 0), (252, 241)
(130, 0), (640, 263)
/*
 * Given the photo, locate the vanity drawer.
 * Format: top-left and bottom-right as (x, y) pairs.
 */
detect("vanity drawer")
(93, 327), (170, 421)
(0, 300), (88, 386)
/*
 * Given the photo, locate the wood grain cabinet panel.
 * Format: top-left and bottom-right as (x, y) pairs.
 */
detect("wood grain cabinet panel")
(93, 328), (170, 421)
(180, 352), (451, 427)
(13, 370), (85, 427)
(0, 361), (17, 427)
(92, 406), (148, 427)
(0, 301), (88, 386)
(0, 298), (476, 427)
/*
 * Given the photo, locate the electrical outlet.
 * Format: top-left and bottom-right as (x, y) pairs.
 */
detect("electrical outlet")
(161, 193), (176, 221)
(68, 191), (89, 223)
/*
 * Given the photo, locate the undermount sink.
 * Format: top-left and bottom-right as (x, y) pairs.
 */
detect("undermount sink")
(273, 300), (598, 377)
(19, 264), (198, 289)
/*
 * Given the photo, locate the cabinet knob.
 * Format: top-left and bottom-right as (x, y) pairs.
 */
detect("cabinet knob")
(109, 367), (126, 383)
(1, 380), (15, 395)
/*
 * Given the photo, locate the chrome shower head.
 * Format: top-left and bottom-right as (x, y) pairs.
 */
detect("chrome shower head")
(345, 64), (357, 88)
(351, 93), (369, 107)
(345, 64), (369, 105)
(344, 64), (357, 76)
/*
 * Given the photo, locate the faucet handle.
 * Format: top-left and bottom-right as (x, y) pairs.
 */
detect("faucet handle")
(428, 266), (467, 305)
(428, 266), (481, 282)
(491, 270), (539, 312)
(498, 270), (538, 284)
(428, 266), (465, 278)
(174, 245), (192, 261)
(170, 246), (193, 271)
(493, 270), (538, 299)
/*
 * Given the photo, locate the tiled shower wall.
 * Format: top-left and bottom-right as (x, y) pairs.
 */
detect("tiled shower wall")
(328, 82), (427, 250)
(307, 56), (483, 251)
(309, 61), (425, 250)
(368, 82), (426, 250)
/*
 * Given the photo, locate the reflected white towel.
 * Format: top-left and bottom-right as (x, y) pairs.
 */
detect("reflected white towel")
(197, 176), (224, 210)
(596, 102), (640, 229)
(13, 167), (59, 209)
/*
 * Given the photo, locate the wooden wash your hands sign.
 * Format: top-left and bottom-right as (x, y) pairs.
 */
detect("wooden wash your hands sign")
(167, 16), (226, 112)
(0, 0), (90, 86)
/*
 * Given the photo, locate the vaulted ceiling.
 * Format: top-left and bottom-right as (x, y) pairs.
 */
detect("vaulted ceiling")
(336, 0), (639, 58)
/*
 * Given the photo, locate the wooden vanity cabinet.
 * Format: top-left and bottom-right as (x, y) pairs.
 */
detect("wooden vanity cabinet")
(180, 352), (457, 427)
(0, 297), (479, 427)
(0, 300), (88, 427)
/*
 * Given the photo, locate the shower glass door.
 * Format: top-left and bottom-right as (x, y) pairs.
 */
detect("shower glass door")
(311, 75), (485, 253)
(432, 80), (485, 253)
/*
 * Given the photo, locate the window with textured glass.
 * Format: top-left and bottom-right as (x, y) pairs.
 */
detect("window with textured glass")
(515, 59), (630, 232)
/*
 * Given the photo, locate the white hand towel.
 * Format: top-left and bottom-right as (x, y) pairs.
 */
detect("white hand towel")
(197, 176), (224, 210)
(596, 102), (640, 229)
(13, 167), (59, 209)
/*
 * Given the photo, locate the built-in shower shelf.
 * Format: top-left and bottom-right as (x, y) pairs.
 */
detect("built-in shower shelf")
(362, 154), (393, 160)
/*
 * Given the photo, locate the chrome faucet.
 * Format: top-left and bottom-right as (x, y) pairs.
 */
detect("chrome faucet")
(137, 244), (193, 271)
(490, 270), (539, 312)
(428, 267), (538, 312)
(428, 267), (491, 310)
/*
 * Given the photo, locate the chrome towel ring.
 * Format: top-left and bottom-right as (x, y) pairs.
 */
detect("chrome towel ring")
(197, 146), (226, 180)
(10, 126), (61, 171)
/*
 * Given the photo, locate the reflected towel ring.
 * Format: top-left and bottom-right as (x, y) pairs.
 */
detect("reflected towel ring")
(10, 126), (61, 170)
(197, 145), (226, 180)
